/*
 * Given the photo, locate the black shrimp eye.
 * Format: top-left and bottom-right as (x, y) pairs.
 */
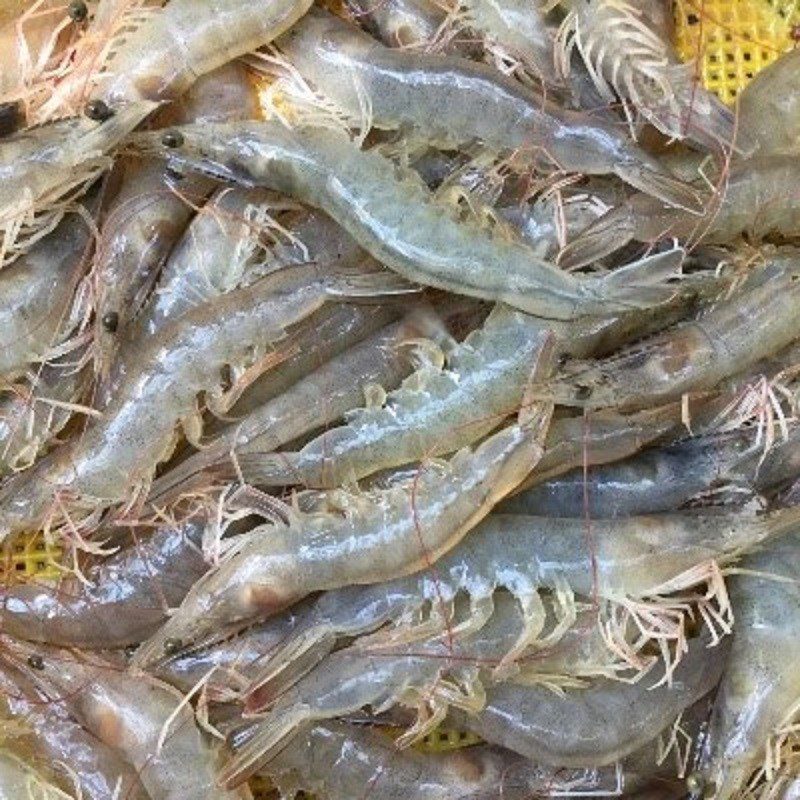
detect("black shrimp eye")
(575, 385), (593, 400)
(67, 0), (88, 22)
(557, 353), (569, 367)
(123, 644), (138, 658)
(163, 637), (183, 655)
(27, 654), (44, 670)
(84, 99), (113, 121)
(161, 130), (184, 149)
(101, 311), (119, 333)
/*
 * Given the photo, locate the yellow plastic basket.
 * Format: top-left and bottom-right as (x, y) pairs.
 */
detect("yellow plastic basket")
(674, 0), (800, 104)
(0, 532), (61, 584)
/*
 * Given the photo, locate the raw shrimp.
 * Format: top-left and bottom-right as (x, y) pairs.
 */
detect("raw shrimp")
(0, 192), (95, 379)
(134, 120), (686, 319)
(270, 8), (702, 210)
(453, 631), (728, 767)
(0, 264), (409, 540)
(698, 531), (800, 800)
(544, 251), (800, 410)
(555, 0), (742, 152)
(347, 0), (447, 48)
(96, 0), (314, 105)
(0, 660), (149, 800)
(6, 643), (250, 800)
(149, 307), (447, 505)
(0, 99), (155, 264)
(211, 304), (560, 490)
(0, 516), (210, 649)
(131, 331), (555, 667)
(560, 158), (800, 268)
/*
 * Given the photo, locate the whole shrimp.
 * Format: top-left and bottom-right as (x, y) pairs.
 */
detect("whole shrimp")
(94, 0), (313, 106)
(131, 332), (555, 667)
(555, 0), (743, 152)
(0, 659), (149, 800)
(0, 99), (155, 264)
(6, 642), (251, 800)
(0, 264), (409, 540)
(560, 158), (800, 268)
(544, 251), (800, 411)
(134, 120), (685, 319)
(453, 630), (728, 767)
(697, 531), (800, 800)
(270, 8), (702, 210)
(149, 307), (448, 505)
(0, 516), (210, 649)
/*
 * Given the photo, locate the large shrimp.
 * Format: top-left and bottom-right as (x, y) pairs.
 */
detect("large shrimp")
(0, 516), (210, 649)
(544, 251), (800, 411)
(0, 264), (410, 540)
(0, 99), (155, 265)
(5, 642), (251, 800)
(269, 8), (703, 210)
(131, 332), (555, 667)
(560, 158), (800, 268)
(134, 120), (686, 319)
(697, 531), (800, 800)
(555, 0), (744, 153)
(0, 658), (149, 800)
(149, 307), (448, 505)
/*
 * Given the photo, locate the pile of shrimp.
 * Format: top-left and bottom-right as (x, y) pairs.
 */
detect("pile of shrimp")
(0, 0), (799, 798)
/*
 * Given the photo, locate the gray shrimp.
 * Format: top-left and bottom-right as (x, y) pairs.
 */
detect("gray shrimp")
(698, 531), (800, 800)
(0, 264), (409, 540)
(134, 120), (686, 319)
(271, 8), (703, 210)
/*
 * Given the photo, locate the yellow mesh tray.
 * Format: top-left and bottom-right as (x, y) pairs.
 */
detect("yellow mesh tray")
(0, 532), (61, 583)
(674, 0), (800, 104)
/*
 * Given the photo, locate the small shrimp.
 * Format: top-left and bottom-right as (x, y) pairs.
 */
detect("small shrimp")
(698, 531), (800, 800)
(131, 332), (555, 667)
(0, 264), (410, 540)
(453, 630), (728, 767)
(269, 8), (703, 210)
(0, 99), (155, 264)
(6, 642), (251, 800)
(544, 251), (800, 411)
(0, 658), (149, 800)
(560, 157), (800, 268)
(95, 0), (313, 106)
(134, 120), (686, 319)
(149, 307), (447, 505)
(0, 516), (210, 649)
(555, 0), (744, 153)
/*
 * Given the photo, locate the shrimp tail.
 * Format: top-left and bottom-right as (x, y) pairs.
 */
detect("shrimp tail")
(614, 158), (704, 214)
(594, 248), (684, 310)
(558, 205), (637, 269)
(326, 269), (419, 297)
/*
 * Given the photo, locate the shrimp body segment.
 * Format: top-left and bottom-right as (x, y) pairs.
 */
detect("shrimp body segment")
(135, 120), (684, 319)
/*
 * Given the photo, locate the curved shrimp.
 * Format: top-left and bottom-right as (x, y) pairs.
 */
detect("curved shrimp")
(131, 332), (555, 667)
(698, 531), (800, 800)
(0, 264), (409, 540)
(134, 120), (686, 319)
(269, 8), (703, 210)
(560, 158), (800, 269)
(5, 642), (251, 800)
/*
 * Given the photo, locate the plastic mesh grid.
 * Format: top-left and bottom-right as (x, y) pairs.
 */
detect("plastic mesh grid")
(0, 532), (62, 583)
(673, 0), (800, 104)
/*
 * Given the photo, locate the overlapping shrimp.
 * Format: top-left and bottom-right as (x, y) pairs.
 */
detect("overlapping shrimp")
(133, 120), (687, 319)
(697, 531), (800, 800)
(0, 99), (154, 264)
(560, 158), (800, 268)
(268, 8), (703, 210)
(0, 264), (410, 540)
(544, 250), (800, 410)
(131, 331), (555, 667)
(5, 641), (251, 800)
(555, 0), (743, 152)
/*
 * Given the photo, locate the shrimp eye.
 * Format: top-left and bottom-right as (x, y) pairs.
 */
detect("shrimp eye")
(27, 654), (44, 670)
(101, 311), (119, 333)
(67, 1), (88, 22)
(123, 644), (138, 658)
(685, 773), (705, 796)
(575, 385), (593, 400)
(557, 353), (569, 367)
(85, 99), (113, 122)
(161, 131), (184, 149)
(163, 638), (183, 655)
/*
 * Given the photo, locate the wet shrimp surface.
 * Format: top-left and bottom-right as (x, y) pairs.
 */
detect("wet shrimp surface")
(0, 1), (799, 799)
